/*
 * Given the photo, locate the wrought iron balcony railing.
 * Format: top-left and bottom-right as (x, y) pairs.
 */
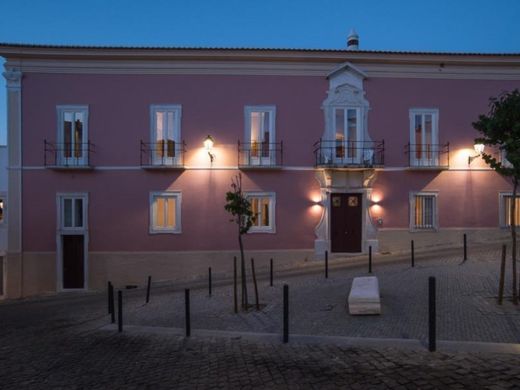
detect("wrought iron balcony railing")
(405, 143), (450, 169)
(238, 141), (283, 168)
(44, 140), (94, 168)
(140, 140), (186, 168)
(313, 139), (384, 168)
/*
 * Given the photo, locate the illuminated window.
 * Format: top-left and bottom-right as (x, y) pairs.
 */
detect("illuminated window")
(57, 106), (89, 166)
(150, 105), (182, 166)
(410, 192), (438, 230)
(246, 192), (276, 233)
(0, 198), (4, 223)
(244, 106), (276, 165)
(150, 192), (181, 233)
(58, 194), (87, 230)
(409, 109), (439, 167)
(500, 193), (520, 227)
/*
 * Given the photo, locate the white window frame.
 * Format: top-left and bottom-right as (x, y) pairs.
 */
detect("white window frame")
(149, 191), (182, 234)
(499, 192), (520, 228)
(150, 105), (182, 166)
(245, 192), (276, 233)
(244, 105), (276, 166)
(0, 192), (6, 226)
(409, 108), (439, 167)
(57, 105), (89, 166)
(409, 191), (438, 231)
(57, 193), (88, 231)
(332, 106), (362, 165)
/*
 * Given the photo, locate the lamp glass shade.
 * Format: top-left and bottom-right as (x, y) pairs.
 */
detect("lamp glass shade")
(474, 143), (485, 154)
(203, 135), (214, 150)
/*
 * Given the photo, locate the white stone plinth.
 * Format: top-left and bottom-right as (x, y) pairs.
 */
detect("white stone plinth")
(348, 276), (381, 315)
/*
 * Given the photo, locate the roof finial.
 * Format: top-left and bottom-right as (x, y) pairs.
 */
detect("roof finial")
(347, 28), (359, 50)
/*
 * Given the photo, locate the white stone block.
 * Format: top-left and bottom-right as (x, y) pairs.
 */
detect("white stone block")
(348, 276), (381, 315)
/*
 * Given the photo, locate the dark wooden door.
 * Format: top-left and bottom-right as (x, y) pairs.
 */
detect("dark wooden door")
(330, 193), (362, 252)
(62, 235), (84, 289)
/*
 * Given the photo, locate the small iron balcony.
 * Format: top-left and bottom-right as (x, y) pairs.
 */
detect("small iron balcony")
(44, 140), (94, 169)
(140, 140), (186, 169)
(405, 143), (450, 169)
(314, 139), (384, 168)
(238, 141), (283, 169)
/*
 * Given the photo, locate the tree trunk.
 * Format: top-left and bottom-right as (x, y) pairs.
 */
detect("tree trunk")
(512, 178), (518, 305)
(238, 232), (248, 309)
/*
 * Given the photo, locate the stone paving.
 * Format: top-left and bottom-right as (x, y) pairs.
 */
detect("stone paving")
(0, 244), (520, 388)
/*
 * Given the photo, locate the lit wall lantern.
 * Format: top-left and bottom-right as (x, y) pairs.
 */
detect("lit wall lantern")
(204, 135), (215, 163)
(468, 143), (485, 165)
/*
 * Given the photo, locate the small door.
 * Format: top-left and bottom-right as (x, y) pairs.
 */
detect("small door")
(62, 235), (85, 289)
(330, 193), (362, 253)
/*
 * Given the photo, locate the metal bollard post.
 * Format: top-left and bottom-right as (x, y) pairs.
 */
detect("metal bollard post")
(118, 290), (123, 333)
(283, 284), (289, 343)
(185, 289), (191, 337)
(233, 257), (238, 313)
(270, 258), (273, 287)
(463, 233), (467, 261)
(498, 245), (506, 305)
(411, 240), (415, 268)
(108, 281), (113, 315)
(428, 277), (436, 352)
(325, 250), (329, 279)
(145, 275), (152, 304)
(208, 267), (212, 297)
(368, 246), (372, 274)
(251, 258), (259, 310)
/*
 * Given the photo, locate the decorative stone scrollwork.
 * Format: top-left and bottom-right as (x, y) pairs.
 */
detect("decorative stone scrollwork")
(2, 67), (22, 90)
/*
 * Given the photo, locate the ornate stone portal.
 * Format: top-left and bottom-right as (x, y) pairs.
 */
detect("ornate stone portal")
(314, 63), (379, 259)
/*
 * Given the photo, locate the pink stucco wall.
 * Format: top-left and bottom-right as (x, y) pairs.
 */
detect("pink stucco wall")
(21, 72), (518, 252)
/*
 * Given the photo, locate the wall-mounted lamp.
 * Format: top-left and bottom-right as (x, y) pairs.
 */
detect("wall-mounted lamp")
(204, 135), (215, 163)
(468, 143), (485, 165)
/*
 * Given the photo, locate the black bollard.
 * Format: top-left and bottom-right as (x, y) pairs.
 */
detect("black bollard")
(108, 281), (113, 315)
(145, 275), (151, 304)
(270, 258), (273, 287)
(428, 277), (436, 352)
(251, 258), (259, 311)
(208, 267), (212, 297)
(185, 289), (191, 337)
(233, 257), (238, 313)
(325, 250), (328, 279)
(463, 234), (467, 261)
(368, 246), (372, 274)
(283, 284), (289, 343)
(411, 240), (415, 268)
(118, 290), (123, 333)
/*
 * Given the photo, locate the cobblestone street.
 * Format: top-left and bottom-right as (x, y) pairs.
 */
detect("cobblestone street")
(1, 245), (520, 388)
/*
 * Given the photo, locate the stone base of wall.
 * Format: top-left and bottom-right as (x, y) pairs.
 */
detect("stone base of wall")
(377, 228), (510, 254)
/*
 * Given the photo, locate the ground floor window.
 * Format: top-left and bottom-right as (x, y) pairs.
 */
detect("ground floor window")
(410, 192), (438, 230)
(246, 192), (276, 233)
(150, 192), (182, 233)
(500, 193), (520, 227)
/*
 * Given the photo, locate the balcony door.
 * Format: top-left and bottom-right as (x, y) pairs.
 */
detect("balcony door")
(410, 109), (439, 167)
(151, 105), (181, 166)
(57, 106), (88, 166)
(245, 106), (275, 166)
(333, 108), (362, 165)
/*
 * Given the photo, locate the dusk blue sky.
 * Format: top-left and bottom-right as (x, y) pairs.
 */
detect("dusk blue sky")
(1, 0), (520, 144)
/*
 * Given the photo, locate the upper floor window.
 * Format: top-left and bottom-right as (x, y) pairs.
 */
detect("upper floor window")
(334, 107), (362, 164)
(244, 106), (276, 165)
(58, 193), (87, 230)
(409, 109), (439, 167)
(57, 106), (89, 166)
(499, 193), (520, 227)
(0, 197), (4, 224)
(150, 191), (182, 233)
(246, 192), (276, 233)
(150, 105), (182, 166)
(410, 192), (438, 231)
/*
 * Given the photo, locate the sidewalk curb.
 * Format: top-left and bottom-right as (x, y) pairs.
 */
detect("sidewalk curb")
(101, 324), (520, 355)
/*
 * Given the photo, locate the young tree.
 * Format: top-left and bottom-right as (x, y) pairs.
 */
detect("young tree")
(224, 173), (254, 310)
(473, 89), (520, 304)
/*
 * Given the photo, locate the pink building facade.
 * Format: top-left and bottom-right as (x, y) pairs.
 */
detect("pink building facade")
(1, 43), (519, 297)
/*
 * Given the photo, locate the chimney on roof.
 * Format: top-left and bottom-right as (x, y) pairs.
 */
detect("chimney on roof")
(347, 29), (359, 50)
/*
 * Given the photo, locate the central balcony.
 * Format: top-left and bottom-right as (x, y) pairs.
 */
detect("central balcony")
(140, 140), (186, 169)
(238, 141), (283, 169)
(405, 143), (450, 169)
(314, 139), (384, 168)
